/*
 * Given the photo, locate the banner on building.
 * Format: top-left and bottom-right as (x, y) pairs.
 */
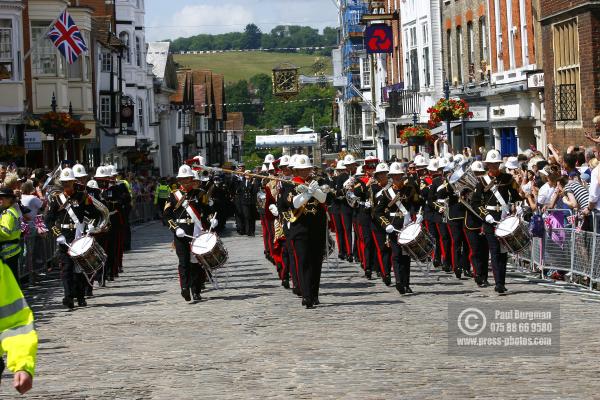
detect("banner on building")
(24, 131), (42, 151)
(256, 133), (319, 148)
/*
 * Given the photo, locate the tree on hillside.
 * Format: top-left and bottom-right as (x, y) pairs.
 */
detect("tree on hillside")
(242, 24), (262, 49)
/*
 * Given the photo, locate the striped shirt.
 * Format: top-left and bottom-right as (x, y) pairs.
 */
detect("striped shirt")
(565, 179), (589, 209)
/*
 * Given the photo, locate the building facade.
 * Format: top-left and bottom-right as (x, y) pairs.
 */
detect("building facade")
(540, 0), (597, 150)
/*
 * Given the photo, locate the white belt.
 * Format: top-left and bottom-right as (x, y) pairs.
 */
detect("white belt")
(486, 205), (503, 211)
(176, 218), (193, 224)
(389, 212), (403, 217)
(60, 224), (76, 229)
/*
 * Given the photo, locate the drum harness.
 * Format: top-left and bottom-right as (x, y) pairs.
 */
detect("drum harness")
(57, 193), (85, 240)
(173, 190), (203, 237)
(482, 176), (510, 219)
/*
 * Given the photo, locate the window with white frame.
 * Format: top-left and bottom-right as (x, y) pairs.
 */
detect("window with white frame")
(519, 0), (529, 65)
(363, 111), (373, 139)
(67, 31), (90, 81)
(100, 96), (111, 126)
(456, 26), (463, 84)
(479, 17), (488, 64)
(360, 57), (371, 88)
(0, 20), (13, 80)
(467, 22), (474, 66)
(119, 32), (130, 63)
(101, 51), (112, 72)
(494, 0), (503, 72)
(446, 29), (452, 82)
(31, 21), (64, 76)
(138, 97), (144, 133)
(422, 22), (430, 87)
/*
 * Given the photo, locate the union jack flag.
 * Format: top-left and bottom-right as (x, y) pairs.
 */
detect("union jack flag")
(47, 10), (88, 64)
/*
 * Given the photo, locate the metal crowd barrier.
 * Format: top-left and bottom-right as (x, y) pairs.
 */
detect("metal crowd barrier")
(15, 201), (157, 284)
(512, 209), (600, 290)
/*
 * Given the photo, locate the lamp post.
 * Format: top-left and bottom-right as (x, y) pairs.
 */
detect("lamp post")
(444, 80), (451, 150)
(68, 102), (76, 162)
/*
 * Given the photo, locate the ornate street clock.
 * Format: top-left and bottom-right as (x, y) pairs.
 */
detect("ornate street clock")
(272, 63), (299, 99)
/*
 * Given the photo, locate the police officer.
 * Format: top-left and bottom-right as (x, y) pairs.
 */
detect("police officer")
(472, 150), (523, 294)
(164, 165), (217, 302)
(45, 168), (101, 309)
(154, 178), (171, 221)
(280, 155), (328, 309)
(0, 188), (22, 281)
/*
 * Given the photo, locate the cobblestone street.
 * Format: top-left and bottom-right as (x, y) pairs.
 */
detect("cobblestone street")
(5, 221), (600, 399)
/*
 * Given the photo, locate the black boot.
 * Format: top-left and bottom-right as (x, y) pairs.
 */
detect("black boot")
(383, 275), (392, 286)
(454, 269), (462, 279)
(62, 297), (74, 310)
(192, 292), (202, 301)
(282, 278), (290, 289)
(77, 298), (87, 307)
(396, 284), (406, 295)
(181, 288), (191, 301)
(365, 270), (372, 280)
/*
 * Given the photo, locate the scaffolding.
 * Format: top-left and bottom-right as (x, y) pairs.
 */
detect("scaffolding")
(339, 0), (368, 153)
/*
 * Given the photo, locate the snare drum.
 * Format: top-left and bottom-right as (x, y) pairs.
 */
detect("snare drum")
(397, 223), (434, 262)
(191, 233), (229, 270)
(68, 236), (107, 276)
(495, 215), (531, 254)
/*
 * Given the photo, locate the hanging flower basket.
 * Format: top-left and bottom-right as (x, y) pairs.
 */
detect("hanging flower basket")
(39, 112), (91, 140)
(398, 126), (434, 145)
(427, 98), (473, 127)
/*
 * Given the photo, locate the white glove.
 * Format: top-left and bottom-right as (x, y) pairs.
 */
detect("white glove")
(312, 188), (327, 204)
(415, 214), (423, 224)
(439, 207), (446, 215)
(343, 178), (355, 190)
(307, 181), (318, 195)
(210, 218), (218, 229)
(175, 228), (185, 238)
(208, 199), (214, 207)
(296, 184), (308, 193)
(364, 200), (371, 209)
(485, 215), (495, 224)
(385, 225), (395, 234)
(293, 192), (312, 209)
(87, 226), (98, 235)
(56, 235), (67, 245)
(269, 204), (279, 217)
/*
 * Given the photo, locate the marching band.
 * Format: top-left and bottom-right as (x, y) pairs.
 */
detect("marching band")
(35, 146), (530, 311)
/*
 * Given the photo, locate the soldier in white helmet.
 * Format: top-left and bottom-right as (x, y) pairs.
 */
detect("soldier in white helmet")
(164, 165), (218, 302)
(278, 155), (328, 309)
(373, 162), (416, 294)
(471, 149), (524, 294)
(45, 168), (103, 309)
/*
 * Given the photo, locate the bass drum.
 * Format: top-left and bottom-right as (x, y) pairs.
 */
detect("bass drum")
(495, 215), (531, 254)
(68, 236), (107, 276)
(397, 223), (434, 262)
(191, 233), (229, 270)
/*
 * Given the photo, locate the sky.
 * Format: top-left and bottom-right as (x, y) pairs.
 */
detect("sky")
(145, 0), (339, 42)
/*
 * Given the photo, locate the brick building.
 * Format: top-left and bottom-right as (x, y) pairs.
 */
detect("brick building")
(540, 0), (600, 150)
(485, 0), (544, 156)
(441, 0), (491, 151)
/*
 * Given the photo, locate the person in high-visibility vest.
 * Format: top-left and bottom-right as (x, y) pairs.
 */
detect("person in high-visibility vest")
(0, 188), (22, 281)
(0, 258), (38, 394)
(154, 178), (171, 222)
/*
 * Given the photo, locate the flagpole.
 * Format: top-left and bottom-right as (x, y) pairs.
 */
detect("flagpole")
(22, 4), (69, 62)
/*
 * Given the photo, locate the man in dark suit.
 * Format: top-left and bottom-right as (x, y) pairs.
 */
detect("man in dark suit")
(240, 170), (259, 236)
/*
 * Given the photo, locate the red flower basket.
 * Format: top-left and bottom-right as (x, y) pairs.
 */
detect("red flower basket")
(427, 98), (473, 127)
(39, 112), (91, 140)
(398, 126), (434, 145)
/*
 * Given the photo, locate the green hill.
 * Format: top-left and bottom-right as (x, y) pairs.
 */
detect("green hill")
(173, 52), (332, 84)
